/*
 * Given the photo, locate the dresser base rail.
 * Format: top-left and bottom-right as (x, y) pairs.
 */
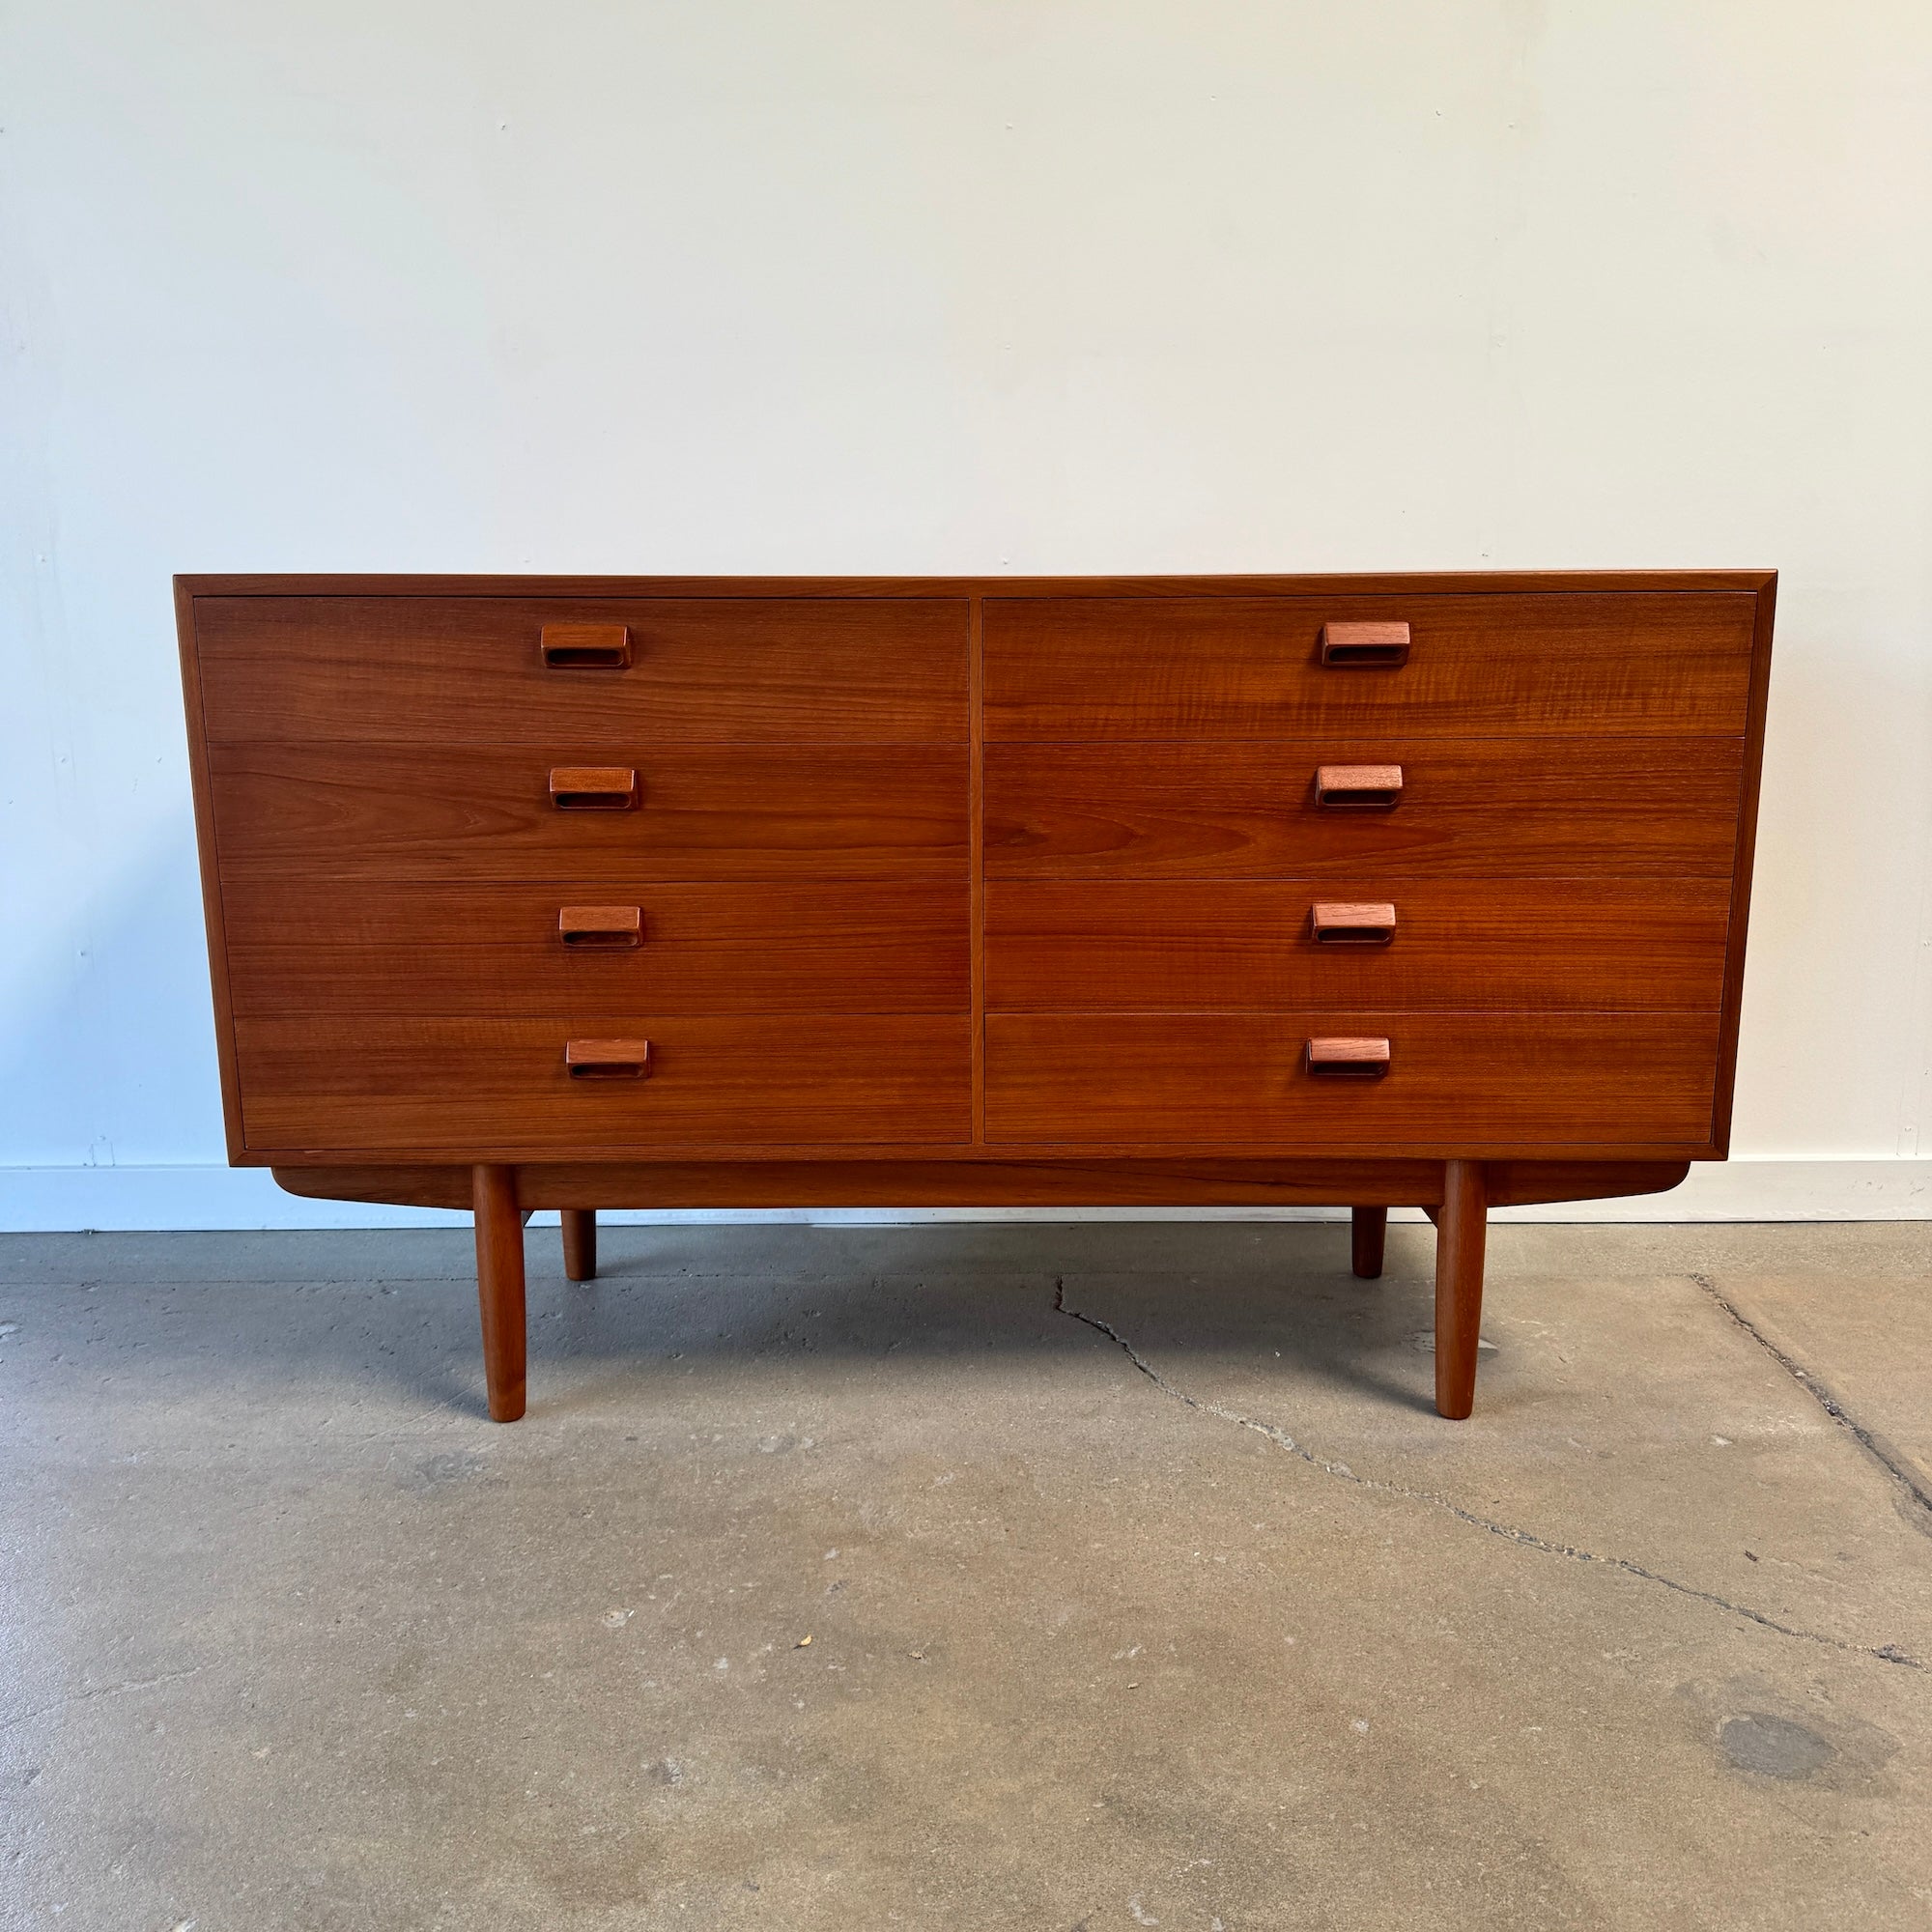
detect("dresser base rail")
(271, 1156), (1689, 1213)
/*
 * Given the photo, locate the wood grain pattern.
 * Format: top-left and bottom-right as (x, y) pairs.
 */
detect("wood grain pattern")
(236, 1014), (973, 1153)
(984, 593), (1756, 738)
(983, 1011), (1721, 1151)
(194, 596), (970, 744)
(221, 878), (969, 1016)
(209, 742), (969, 882)
(985, 737), (1746, 879)
(984, 878), (1730, 1010)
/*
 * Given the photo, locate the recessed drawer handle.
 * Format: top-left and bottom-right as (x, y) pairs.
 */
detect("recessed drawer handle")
(1306, 1036), (1391, 1078)
(559, 905), (643, 949)
(1315, 763), (1404, 810)
(550, 766), (638, 810)
(565, 1037), (651, 1079)
(541, 623), (632, 669)
(1321, 620), (1410, 668)
(1311, 901), (1397, 945)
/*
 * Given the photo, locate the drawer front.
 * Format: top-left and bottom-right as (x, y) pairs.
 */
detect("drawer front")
(984, 1012), (1720, 1151)
(222, 880), (969, 1017)
(983, 593), (1755, 739)
(985, 738), (1744, 879)
(985, 878), (1731, 1011)
(236, 1015), (972, 1153)
(194, 596), (969, 744)
(210, 743), (968, 882)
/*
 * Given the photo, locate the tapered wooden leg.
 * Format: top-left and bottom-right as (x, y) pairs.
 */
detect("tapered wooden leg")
(1350, 1205), (1387, 1279)
(472, 1164), (527, 1422)
(561, 1208), (598, 1283)
(1434, 1159), (1488, 1420)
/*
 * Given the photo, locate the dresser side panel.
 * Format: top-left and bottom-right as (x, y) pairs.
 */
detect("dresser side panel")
(1709, 576), (1777, 1155)
(176, 581), (246, 1163)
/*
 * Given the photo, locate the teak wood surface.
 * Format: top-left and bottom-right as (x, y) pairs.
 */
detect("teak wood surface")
(194, 595), (970, 744)
(221, 878), (971, 1016)
(177, 571), (1776, 1422)
(981, 1010), (1722, 1151)
(985, 877), (1730, 1010)
(984, 738), (1746, 878)
(208, 742), (970, 882)
(981, 591), (1756, 738)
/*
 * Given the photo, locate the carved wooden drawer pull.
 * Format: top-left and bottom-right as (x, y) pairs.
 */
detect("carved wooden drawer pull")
(1306, 1037), (1391, 1078)
(550, 766), (638, 810)
(1321, 620), (1410, 668)
(558, 905), (643, 949)
(1310, 901), (1397, 946)
(540, 623), (632, 669)
(565, 1037), (651, 1079)
(1315, 763), (1404, 809)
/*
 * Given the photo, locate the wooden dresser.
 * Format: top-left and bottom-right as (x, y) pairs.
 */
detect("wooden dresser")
(176, 572), (1775, 1422)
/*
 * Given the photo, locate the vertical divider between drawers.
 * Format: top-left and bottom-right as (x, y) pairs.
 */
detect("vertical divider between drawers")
(969, 592), (986, 1145)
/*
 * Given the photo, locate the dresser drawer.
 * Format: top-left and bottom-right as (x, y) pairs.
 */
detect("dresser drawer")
(983, 592), (1755, 739)
(985, 878), (1730, 1011)
(193, 596), (969, 745)
(209, 743), (968, 882)
(983, 1012), (1720, 1151)
(222, 880), (969, 1017)
(236, 1014), (972, 1153)
(985, 738), (1744, 879)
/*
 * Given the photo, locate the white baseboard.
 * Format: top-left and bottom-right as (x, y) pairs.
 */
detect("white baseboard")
(0, 1159), (1927, 1232)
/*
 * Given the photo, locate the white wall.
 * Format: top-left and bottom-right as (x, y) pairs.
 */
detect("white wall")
(5, 2), (1930, 1227)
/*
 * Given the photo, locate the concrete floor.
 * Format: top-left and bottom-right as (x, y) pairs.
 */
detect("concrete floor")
(3, 1220), (1930, 1930)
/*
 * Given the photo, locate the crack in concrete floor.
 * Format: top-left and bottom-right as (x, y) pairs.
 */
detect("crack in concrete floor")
(1690, 1269), (1932, 1533)
(0, 1665), (207, 1735)
(1051, 1276), (1923, 1672)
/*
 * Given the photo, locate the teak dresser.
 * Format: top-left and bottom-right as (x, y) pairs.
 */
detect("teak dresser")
(176, 572), (1776, 1423)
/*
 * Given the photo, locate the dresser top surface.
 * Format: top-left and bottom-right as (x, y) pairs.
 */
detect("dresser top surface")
(177, 569), (1776, 600)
